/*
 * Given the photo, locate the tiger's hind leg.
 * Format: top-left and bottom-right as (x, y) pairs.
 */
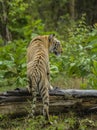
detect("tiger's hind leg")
(28, 77), (37, 118)
(40, 81), (53, 125)
(39, 80), (50, 121)
(43, 92), (49, 121)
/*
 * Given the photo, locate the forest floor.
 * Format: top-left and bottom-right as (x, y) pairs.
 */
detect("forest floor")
(0, 112), (97, 130)
(0, 78), (94, 130)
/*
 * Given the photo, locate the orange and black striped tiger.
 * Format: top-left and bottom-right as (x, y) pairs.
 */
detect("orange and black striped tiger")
(27, 34), (62, 121)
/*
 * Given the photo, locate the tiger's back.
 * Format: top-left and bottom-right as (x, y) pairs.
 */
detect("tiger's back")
(27, 35), (62, 121)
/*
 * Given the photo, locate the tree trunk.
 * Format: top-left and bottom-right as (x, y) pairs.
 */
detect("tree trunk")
(69, 0), (75, 20)
(0, 1), (12, 44)
(1, 87), (97, 116)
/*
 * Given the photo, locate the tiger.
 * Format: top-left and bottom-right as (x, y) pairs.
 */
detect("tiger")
(27, 34), (62, 121)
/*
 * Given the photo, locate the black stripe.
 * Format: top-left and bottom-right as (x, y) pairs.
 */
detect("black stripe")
(32, 38), (43, 43)
(39, 83), (43, 92)
(38, 72), (42, 91)
(43, 95), (49, 101)
(41, 87), (46, 95)
(44, 102), (49, 106)
(27, 38), (43, 47)
(41, 90), (46, 98)
(33, 75), (37, 83)
(31, 72), (37, 84)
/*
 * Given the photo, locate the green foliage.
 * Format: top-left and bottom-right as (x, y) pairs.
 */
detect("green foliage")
(53, 17), (97, 89)
(0, 114), (97, 130)
(0, 40), (27, 88)
(88, 60), (97, 89)
(7, 0), (29, 38)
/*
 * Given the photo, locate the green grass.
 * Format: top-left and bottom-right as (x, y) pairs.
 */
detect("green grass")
(0, 113), (97, 130)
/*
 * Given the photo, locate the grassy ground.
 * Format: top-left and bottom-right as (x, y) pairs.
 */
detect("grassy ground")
(52, 76), (84, 89)
(0, 112), (97, 130)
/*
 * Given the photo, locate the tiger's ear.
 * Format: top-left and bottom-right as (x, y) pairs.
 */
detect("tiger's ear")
(48, 34), (55, 42)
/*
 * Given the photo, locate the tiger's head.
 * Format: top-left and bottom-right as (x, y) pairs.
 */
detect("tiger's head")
(48, 34), (62, 56)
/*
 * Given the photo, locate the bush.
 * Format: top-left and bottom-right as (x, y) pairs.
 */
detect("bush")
(57, 17), (97, 89)
(0, 40), (27, 89)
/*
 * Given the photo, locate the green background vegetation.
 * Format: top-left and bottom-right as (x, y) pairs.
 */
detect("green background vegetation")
(0, 0), (97, 129)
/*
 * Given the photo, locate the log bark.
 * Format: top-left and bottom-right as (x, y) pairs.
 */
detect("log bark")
(0, 87), (97, 116)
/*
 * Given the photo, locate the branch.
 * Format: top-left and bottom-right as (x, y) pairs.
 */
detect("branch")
(0, 87), (97, 116)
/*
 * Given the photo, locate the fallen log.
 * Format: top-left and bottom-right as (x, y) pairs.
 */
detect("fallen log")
(0, 87), (97, 116)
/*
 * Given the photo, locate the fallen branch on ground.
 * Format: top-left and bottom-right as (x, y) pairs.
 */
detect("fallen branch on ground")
(0, 87), (97, 116)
